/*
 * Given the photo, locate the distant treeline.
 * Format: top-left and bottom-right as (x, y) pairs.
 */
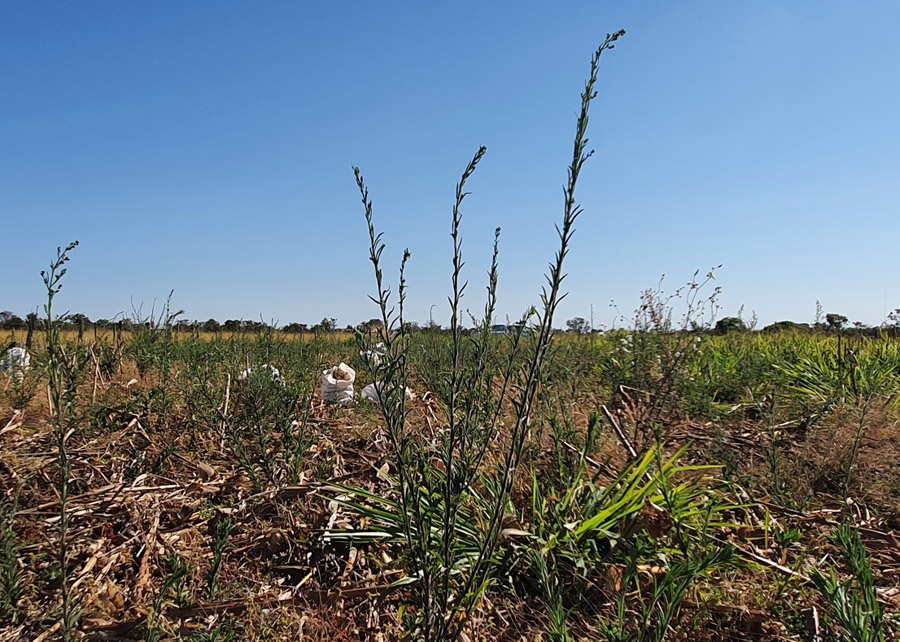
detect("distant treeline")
(710, 311), (900, 337)
(2, 309), (900, 337)
(0, 311), (393, 335)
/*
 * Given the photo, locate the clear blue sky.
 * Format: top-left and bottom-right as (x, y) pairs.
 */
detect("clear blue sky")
(2, 2), (898, 328)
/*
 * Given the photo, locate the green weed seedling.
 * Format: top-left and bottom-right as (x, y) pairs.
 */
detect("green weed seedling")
(810, 522), (886, 642)
(207, 517), (235, 600)
(0, 489), (23, 623)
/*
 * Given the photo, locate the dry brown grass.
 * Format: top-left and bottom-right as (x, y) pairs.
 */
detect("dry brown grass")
(2, 348), (899, 641)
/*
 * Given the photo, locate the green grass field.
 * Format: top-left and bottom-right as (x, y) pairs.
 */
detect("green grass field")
(2, 326), (898, 640)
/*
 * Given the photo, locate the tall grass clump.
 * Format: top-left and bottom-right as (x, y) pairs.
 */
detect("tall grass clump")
(42, 240), (83, 639)
(348, 31), (625, 641)
(127, 290), (183, 379)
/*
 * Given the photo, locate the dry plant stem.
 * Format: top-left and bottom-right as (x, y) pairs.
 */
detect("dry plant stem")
(602, 404), (639, 460)
(806, 605), (821, 642)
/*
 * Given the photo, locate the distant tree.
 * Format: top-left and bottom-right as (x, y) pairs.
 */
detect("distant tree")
(318, 318), (337, 333)
(825, 313), (848, 331)
(714, 316), (747, 335)
(359, 318), (384, 335)
(223, 319), (241, 332)
(174, 320), (196, 332)
(0, 311), (25, 329)
(282, 322), (308, 334)
(566, 317), (590, 334)
(885, 308), (900, 329)
(201, 318), (221, 333)
(762, 320), (809, 334)
(241, 320), (266, 332)
(67, 313), (92, 328)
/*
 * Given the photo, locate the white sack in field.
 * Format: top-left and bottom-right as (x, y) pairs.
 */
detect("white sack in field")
(359, 342), (387, 367)
(321, 362), (355, 404)
(237, 364), (285, 387)
(361, 381), (415, 403)
(1, 347), (31, 381)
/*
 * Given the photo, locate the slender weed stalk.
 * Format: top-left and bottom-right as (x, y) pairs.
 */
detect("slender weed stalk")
(42, 240), (82, 640)
(127, 290), (183, 379)
(3, 363), (39, 411)
(842, 344), (894, 495)
(281, 383), (316, 484)
(762, 389), (785, 503)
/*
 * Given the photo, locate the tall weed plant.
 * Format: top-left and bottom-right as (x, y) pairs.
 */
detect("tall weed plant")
(350, 32), (625, 641)
(42, 241), (84, 640)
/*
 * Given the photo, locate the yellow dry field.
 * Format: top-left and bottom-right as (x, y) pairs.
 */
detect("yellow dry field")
(0, 328), (355, 347)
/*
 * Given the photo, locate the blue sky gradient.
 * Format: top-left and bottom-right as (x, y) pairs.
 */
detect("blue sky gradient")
(2, 2), (898, 328)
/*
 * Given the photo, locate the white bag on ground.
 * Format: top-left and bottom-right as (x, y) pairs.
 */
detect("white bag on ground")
(238, 364), (285, 387)
(1, 347), (31, 381)
(321, 362), (356, 404)
(361, 381), (415, 403)
(359, 342), (387, 367)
